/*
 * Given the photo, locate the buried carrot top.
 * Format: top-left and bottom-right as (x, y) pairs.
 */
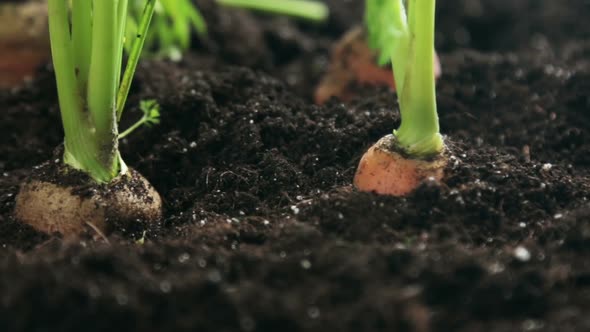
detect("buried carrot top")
(354, 0), (446, 196)
(14, 0), (162, 237)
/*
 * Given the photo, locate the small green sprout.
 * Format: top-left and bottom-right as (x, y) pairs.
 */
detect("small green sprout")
(366, 0), (443, 157)
(119, 100), (161, 139)
(48, 0), (156, 183)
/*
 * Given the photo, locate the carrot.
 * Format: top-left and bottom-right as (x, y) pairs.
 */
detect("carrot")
(0, 1), (49, 87)
(353, 0), (446, 196)
(15, 168), (162, 237)
(354, 135), (446, 196)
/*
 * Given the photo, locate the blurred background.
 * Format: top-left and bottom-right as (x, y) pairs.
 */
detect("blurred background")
(1, 0), (590, 88)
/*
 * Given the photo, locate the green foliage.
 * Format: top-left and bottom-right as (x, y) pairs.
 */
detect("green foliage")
(140, 99), (162, 126)
(365, 0), (402, 66)
(127, 0), (329, 61)
(119, 100), (161, 139)
(47, 0), (156, 183)
(127, 0), (206, 61)
(364, 0), (443, 157)
(218, 0), (329, 22)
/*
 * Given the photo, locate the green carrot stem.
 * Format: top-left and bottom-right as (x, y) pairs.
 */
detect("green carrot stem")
(394, 0), (443, 157)
(71, 0), (92, 92)
(217, 0), (328, 22)
(119, 117), (149, 139)
(86, 0), (120, 178)
(49, 0), (112, 182)
(117, 0), (157, 121)
(115, 0), (129, 93)
(47, 0), (156, 183)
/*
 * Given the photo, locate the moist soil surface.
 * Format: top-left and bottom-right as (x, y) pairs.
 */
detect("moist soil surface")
(2, 0), (590, 331)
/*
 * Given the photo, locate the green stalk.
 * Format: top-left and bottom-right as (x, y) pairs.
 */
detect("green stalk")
(181, 0), (207, 36)
(49, 0), (112, 182)
(118, 116), (150, 139)
(394, 0), (443, 157)
(161, 0), (191, 49)
(117, 0), (157, 121)
(86, 0), (121, 180)
(115, 0), (129, 91)
(71, 0), (92, 91)
(384, 0), (410, 97)
(48, 0), (156, 183)
(216, 0), (328, 22)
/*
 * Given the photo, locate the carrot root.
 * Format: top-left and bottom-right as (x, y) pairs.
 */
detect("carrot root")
(354, 135), (446, 196)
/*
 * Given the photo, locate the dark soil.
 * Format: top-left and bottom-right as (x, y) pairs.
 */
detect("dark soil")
(2, 0), (590, 331)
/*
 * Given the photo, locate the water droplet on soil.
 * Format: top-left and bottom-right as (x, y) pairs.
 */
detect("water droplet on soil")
(300, 259), (312, 269)
(307, 306), (320, 319)
(160, 280), (172, 293)
(178, 253), (190, 263)
(514, 246), (531, 262)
